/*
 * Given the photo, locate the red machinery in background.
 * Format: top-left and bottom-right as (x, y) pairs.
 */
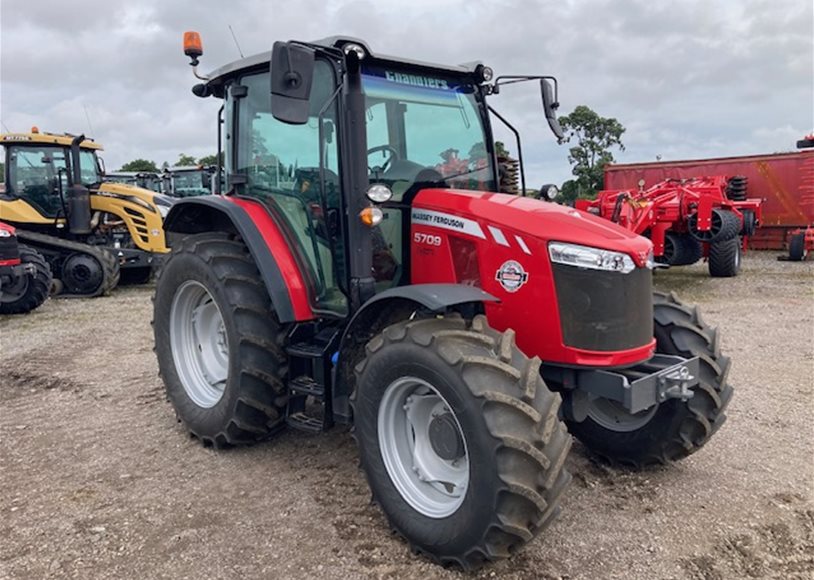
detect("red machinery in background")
(780, 134), (814, 261)
(576, 175), (762, 277)
(603, 141), (814, 250)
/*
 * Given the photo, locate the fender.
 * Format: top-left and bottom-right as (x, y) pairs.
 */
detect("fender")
(332, 283), (499, 423)
(163, 195), (314, 323)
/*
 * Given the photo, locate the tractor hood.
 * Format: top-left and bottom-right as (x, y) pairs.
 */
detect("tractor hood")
(413, 188), (653, 264)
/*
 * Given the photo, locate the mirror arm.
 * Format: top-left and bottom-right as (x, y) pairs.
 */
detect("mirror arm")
(487, 105), (527, 197)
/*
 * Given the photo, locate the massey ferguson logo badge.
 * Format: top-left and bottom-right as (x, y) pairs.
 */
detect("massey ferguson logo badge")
(496, 260), (528, 293)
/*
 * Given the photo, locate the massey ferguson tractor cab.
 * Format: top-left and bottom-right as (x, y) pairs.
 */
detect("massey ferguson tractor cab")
(154, 32), (733, 568)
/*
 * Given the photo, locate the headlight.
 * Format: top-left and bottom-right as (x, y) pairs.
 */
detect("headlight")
(366, 184), (393, 203)
(548, 242), (636, 274)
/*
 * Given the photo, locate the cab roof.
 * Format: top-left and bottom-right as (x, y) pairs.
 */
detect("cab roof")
(203, 36), (480, 90)
(0, 132), (103, 150)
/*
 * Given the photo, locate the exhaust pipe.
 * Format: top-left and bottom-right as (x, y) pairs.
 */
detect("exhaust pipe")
(67, 134), (92, 234)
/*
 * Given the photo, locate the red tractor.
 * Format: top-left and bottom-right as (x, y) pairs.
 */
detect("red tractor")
(0, 221), (52, 314)
(153, 33), (733, 568)
(576, 176), (763, 277)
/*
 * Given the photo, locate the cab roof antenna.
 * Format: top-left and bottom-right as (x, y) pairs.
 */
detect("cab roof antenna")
(228, 25), (244, 58)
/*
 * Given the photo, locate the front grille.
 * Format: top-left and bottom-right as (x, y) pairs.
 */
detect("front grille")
(0, 235), (20, 262)
(553, 264), (653, 351)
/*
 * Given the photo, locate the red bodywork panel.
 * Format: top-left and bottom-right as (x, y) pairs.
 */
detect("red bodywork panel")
(410, 189), (656, 367)
(0, 222), (21, 267)
(575, 176), (763, 258)
(229, 197), (314, 321)
(604, 150), (814, 249)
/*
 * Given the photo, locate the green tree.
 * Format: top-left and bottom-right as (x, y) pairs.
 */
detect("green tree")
(119, 159), (158, 172)
(197, 153), (218, 166)
(174, 153), (197, 167)
(558, 105), (625, 203)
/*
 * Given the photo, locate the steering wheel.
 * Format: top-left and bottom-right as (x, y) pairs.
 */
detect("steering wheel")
(367, 145), (400, 174)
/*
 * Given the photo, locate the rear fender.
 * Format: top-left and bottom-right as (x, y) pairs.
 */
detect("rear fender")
(332, 284), (499, 423)
(163, 195), (314, 323)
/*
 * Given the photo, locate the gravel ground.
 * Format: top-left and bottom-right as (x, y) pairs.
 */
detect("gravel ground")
(1, 251), (812, 580)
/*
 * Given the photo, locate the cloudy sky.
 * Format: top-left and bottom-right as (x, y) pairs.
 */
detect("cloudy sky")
(1, 0), (811, 186)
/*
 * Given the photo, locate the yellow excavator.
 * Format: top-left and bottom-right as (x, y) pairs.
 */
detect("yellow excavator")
(0, 128), (172, 295)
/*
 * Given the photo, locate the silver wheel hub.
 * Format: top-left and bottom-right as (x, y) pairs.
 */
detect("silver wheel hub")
(170, 281), (229, 408)
(378, 377), (469, 518)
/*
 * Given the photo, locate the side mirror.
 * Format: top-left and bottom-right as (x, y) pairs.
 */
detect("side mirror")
(97, 156), (106, 176)
(540, 79), (564, 144)
(270, 41), (315, 125)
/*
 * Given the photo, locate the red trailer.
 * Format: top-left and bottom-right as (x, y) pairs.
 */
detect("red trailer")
(604, 146), (814, 250)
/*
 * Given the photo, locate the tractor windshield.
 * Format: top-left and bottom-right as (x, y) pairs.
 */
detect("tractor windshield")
(169, 170), (210, 197)
(362, 65), (495, 197)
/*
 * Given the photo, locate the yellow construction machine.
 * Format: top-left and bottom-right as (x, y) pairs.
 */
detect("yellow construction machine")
(0, 129), (172, 294)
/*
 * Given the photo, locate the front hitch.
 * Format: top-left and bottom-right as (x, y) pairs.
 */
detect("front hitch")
(543, 354), (700, 422)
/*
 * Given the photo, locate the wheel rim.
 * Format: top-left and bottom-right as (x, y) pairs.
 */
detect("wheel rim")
(587, 396), (658, 432)
(378, 376), (469, 518)
(0, 272), (29, 303)
(63, 254), (104, 294)
(170, 280), (229, 408)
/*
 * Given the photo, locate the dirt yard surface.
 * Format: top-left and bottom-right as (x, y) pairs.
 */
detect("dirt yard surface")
(1, 252), (812, 580)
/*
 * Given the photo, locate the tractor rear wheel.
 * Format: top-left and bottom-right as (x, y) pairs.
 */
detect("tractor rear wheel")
(708, 236), (741, 277)
(0, 245), (52, 314)
(352, 314), (572, 569)
(153, 232), (288, 447)
(564, 291), (733, 467)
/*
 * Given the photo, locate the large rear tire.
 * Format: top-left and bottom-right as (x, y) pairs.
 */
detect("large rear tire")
(564, 291), (733, 467)
(153, 232), (288, 447)
(708, 236), (741, 277)
(0, 245), (52, 314)
(352, 314), (572, 569)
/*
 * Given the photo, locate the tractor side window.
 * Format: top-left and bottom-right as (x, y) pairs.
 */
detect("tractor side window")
(7, 145), (69, 217)
(237, 62), (346, 315)
(78, 150), (101, 186)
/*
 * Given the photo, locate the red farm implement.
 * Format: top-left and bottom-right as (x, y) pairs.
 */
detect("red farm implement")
(575, 176), (763, 277)
(780, 136), (814, 261)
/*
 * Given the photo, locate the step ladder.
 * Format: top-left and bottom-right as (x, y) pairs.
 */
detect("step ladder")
(285, 325), (340, 433)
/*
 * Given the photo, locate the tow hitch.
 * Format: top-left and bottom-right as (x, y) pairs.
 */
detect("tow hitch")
(544, 355), (700, 422)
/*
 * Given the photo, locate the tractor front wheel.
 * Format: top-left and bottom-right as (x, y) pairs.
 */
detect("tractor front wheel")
(352, 314), (572, 569)
(564, 291), (733, 467)
(153, 232), (288, 447)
